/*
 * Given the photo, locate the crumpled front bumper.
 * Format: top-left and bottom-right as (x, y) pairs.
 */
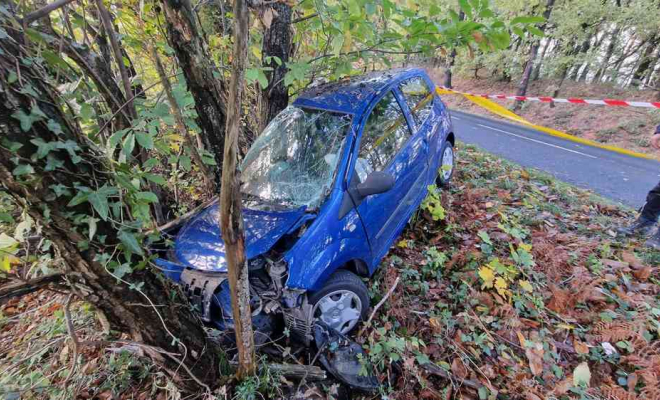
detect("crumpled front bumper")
(155, 258), (226, 323)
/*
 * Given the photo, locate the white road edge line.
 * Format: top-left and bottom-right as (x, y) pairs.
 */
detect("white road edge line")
(476, 123), (598, 159)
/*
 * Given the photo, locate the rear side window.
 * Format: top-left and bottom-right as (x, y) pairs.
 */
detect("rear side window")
(399, 77), (434, 127)
(356, 91), (412, 181)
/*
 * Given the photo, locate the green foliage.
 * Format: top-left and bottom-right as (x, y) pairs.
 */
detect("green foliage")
(422, 184), (446, 221)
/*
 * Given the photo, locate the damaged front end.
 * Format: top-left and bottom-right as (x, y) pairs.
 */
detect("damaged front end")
(154, 206), (319, 346)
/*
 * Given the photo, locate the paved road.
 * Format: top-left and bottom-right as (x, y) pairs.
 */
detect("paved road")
(450, 110), (660, 208)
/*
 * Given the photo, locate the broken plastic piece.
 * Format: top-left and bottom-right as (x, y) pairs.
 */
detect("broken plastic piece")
(313, 322), (379, 392)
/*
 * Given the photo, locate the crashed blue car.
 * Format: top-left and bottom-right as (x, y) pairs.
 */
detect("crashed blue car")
(156, 68), (454, 342)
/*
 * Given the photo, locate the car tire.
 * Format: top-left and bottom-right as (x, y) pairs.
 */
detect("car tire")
(308, 270), (369, 334)
(436, 141), (454, 187)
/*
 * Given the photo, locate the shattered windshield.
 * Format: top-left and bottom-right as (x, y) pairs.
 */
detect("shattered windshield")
(240, 106), (352, 208)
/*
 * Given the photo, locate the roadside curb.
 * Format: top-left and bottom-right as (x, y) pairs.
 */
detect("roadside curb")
(436, 87), (657, 161)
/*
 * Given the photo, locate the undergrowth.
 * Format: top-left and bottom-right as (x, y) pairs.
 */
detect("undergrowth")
(360, 143), (660, 399)
(2, 143), (659, 399)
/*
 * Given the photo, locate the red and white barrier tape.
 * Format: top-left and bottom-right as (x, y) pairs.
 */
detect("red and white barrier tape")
(438, 86), (660, 109)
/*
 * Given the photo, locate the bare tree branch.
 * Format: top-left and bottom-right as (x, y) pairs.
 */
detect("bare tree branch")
(22, 0), (76, 24)
(0, 273), (65, 301)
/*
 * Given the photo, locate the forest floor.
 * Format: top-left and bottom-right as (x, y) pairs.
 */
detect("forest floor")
(429, 70), (660, 155)
(2, 144), (660, 399)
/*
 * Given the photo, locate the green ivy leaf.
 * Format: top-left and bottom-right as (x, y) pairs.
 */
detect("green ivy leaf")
(87, 217), (98, 240)
(12, 164), (34, 177)
(88, 191), (110, 221)
(477, 230), (492, 245)
(112, 263), (133, 279)
(12, 110), (35, 132)
(47, 119), (63, 135)
(119, 230), (144, 256)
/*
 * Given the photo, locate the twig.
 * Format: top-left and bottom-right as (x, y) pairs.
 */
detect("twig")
(0, 273), (65, 301)
(147, 197), (216, 235)
(63, 294), (79, 386)
(358, 276), (400, 337)
(96, 73), (181, 135)
(292, 13), (317, 23)
(21, 0), (77, 24)
(422, 362), (504, 398)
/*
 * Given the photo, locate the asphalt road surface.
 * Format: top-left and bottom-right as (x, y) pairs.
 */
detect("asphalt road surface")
(450, 110), (660, 209)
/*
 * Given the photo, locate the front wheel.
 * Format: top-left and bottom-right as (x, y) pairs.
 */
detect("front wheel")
(308, 270), (369, 334)
(436, 141), (454, 187)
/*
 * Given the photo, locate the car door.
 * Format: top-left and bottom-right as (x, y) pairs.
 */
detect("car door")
(352, 89), (428, 261)
(398, 76), (437, 172)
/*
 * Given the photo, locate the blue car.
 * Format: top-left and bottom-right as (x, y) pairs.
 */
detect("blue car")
(156, 68), (454, 341)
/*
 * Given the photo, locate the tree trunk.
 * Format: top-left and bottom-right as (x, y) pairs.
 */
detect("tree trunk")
(443, 48), (457, 88)
(532, 38), (551, 81)
(442, 11), (464, 89)
(259, 2), (292, 132)
(569, 33), (592, 81)
(161, 0), (228, 180)
(95, 0), (136, 119)
(594, 25), (621, 82)
(220, 0), (256, 379)
(631, 36), (658, 87)
(0, 27), (222, 391)
(514, 0), (555, 111)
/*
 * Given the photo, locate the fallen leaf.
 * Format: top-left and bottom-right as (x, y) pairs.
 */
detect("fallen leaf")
(524, 341), (544, 376)
(525, 393), (542, 400)
(451, 357), (468, 380)
(601, 342), (617, 356)
(573, 362), (591, 387)
(621, 251), (645, 269)
(632, 267), (652, 281)
(547, 285), (571, 313)
(601, 259), (629, 269)
(519, 280), (534, 292)
(627, 373), (638, 391)
(553, 378), (573, 395)
(573, 338), (589, 355)
(478, 266), (495, 288)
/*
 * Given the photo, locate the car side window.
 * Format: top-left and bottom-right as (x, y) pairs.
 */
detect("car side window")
(356, 91), (412, 182)
(399, 77), (434, 127)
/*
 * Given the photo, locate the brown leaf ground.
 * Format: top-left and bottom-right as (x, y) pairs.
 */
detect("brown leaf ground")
(361, 143), (660, 399)
(2, 144), (659, 399)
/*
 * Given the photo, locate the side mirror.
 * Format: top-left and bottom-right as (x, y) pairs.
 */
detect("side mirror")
(356, 171), (394, 198)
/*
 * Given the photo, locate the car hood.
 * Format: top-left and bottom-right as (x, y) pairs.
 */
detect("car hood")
(174, 200), (307, 272)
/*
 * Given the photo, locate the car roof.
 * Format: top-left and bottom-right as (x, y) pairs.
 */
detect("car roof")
(293, 67), (428, 116)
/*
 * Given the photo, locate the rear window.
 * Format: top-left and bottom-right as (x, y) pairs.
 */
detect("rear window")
(399, 77), (434, 127)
